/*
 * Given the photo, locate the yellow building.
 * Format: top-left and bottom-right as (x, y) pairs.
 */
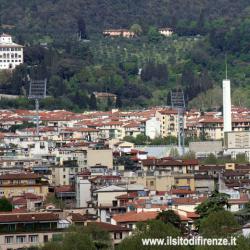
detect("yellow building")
(174, 174), (195, 191)
(122, 173), (195, 191)
(0, 173), (49, 198)
(156, 109), (185, 138)
(196, 117), (223, 140)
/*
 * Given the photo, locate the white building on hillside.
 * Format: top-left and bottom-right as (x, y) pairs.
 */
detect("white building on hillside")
(145, 117), (161, 139)
(0, 33), (24, 70)
(159, 28), (173, 37)
(75, 176), (91, 208)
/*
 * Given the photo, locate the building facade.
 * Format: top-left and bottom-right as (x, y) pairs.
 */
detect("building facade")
(0, 33), (23, 70)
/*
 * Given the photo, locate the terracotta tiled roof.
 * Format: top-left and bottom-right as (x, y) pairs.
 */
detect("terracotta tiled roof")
(228, 194), (249, 204)
(112, 211), (158, 223)
(182, 159), (199, 165)
(158, 109), (178, 115)
(55, 185), (75, 193)
(88, 222), (131, 232)
(116, 192), (138, 199)
(0, 173), (40, 180)
(172, 197), (207, 205)
(71, 213), (86, 222)
(0, 213), (58, 223)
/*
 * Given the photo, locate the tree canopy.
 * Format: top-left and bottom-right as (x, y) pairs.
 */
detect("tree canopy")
(0, 197), (12, 211)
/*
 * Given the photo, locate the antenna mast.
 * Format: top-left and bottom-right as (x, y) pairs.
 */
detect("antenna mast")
(28, 79), (47, 136)
(171, 89), (186, 156)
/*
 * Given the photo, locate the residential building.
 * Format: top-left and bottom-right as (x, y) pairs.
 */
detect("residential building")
(224, 131), (250, 159)
(145, 117), (161, 139)
(0, 172), (49, 198)
(111, 211), (158, 229)
(75, 175), (91, 208)
(0, 33), (24, 70)
(0, 212), (62, 250)
(103, 29), (135, 38)
(88, 222), (131, 246)
(156, 109), (185, 138)
(158, 28), (173, 37)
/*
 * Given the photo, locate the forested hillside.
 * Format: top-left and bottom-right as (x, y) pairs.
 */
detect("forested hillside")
(0, 0), (250, 110)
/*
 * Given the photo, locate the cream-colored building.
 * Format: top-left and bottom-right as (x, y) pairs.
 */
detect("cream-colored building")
(0, 173), (49, 198)
(87, 148), (113, 168)
(123, 174), (174, 191)
(52, 147), (113, 185)
(0, 33), (23, 70)
(55, 147), (113, 168)
(94, 185), (127, 207)
(156, 109), (185, 138)
(103, 29), (135, 38)
(0, 213), (62, 250)
(224, 131), (250, 149)
(122, 172), (195, 191)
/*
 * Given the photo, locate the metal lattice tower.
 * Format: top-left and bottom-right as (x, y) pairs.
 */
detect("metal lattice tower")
(171, 90), (185, 155)
(28, 79), (47, 136)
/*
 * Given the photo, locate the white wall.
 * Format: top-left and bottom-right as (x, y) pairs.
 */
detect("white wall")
(76, 177), (91, 208)
(145, 117), (161, 139)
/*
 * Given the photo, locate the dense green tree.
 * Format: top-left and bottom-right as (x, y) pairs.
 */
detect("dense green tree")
(182, 151), (196, 160)
(62, 228), (95, 250)
(130, 24), (143, 36)
(147, 26), (162, 43)
(1, 0), (250, 111)
(41, 225), (110, 250)
(203, 153), (218, 164)
(89, 93), (97, 110)
(156, 210), (181, 228)
(195, 191), (230, 221)
(116, 220), (189, 250)
(115, 95), (122, 108)
(150, 136), (177, 145)
(83, 224), (111, 249)
(106, 96), (113, 110)
(9, 122), (36, 133)
(77, 16), (87, 39)
(0, 197), (12, 211)
(199, 210), (239, 237)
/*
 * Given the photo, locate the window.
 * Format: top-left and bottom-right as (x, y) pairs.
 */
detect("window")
(43, 235), (49, 243)
(115, 232), (123, 239)
(16, 236), (26, 243)
(5, 236), (14, 244)
(29, 235), (38, 243)
(7, 224), (15, 231)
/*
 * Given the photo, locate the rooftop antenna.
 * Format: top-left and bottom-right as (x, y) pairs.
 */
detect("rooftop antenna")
(225, 54), (228, 80)
(28, 79), (47, 136)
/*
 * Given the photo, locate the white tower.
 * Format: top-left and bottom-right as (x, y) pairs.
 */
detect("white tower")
(223, 78), (232, 132)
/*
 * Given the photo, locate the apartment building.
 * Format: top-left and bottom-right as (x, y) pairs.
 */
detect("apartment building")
(0, 173), (49, 198)
(156, 109), (185, 138)
(0, 213), (62, 250)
